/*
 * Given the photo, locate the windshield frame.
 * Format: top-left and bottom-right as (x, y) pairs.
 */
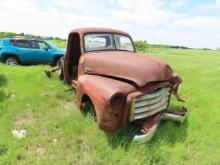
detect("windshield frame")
(83, 32), (136, 53)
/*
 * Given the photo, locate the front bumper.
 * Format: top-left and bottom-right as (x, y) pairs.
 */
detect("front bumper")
(132, 107), (188, 143)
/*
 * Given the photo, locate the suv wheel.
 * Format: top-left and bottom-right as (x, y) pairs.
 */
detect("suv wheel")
(5, 57), (18, 66)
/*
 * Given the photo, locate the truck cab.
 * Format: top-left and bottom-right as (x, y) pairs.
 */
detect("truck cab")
(62, 27), (188, 142)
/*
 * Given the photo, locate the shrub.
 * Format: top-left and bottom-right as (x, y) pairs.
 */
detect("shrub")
(134, 40), (148, 52)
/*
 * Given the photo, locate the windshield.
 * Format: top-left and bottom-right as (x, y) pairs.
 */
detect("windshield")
(84, 33), (134, 52)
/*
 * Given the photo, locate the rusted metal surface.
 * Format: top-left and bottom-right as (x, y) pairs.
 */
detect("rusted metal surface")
(61, 27), (188, 141)
(81, 52), (173, 87)
(70, 27), (130, 37)
(77, 74), (136, 132)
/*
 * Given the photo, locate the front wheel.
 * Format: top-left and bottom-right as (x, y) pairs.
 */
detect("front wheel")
(5, 57), (18, 66)
(80, 99), (97, 122)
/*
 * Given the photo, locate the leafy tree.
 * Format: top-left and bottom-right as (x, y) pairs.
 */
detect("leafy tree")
(0, 32), (17, 38)
(134, 40), (148, 52)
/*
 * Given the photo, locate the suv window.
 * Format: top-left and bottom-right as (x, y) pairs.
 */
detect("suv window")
(30, 41), (40, 49)
(10, 40), (31, 48)
(38, 41), (48, 49)
(29, 41), (49, 49)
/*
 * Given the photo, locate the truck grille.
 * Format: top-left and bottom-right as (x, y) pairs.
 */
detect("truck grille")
(129, 87), (171, 121)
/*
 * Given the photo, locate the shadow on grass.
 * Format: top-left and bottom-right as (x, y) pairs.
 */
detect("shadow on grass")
(153, 118), (188, 144)
(0, 74), (7, 87)
(105, 122), (141, 149)
(0, 144), (8, 156)
(0, 74), (7, 102)
(0, 91), (7, 102)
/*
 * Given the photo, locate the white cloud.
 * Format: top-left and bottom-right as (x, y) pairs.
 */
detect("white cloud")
(112, 0), (173, 27)
(169, 0), (187, 8)
(193, 0), (220, 12)
(215, 0), (220, 6)
(0, 0), (110, 38)
(0, 0), (219, 49)
(53, 0), (85, 9)
(2, 0), (38, 11)
(173, 16), (220, 29)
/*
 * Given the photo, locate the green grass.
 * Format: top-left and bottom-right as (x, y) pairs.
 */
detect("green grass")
(0, 47), (220, 164)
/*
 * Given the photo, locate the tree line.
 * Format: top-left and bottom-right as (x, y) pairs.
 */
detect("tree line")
(0, 32), (66, 41)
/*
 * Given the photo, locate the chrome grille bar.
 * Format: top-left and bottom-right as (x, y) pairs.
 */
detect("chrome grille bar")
(129, 87), (171, 121)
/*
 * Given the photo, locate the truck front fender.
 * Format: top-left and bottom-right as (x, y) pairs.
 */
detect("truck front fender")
(77, 74), (136, 132)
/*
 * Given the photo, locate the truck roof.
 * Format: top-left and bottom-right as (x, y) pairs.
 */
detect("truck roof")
(70, 27), (130, 36)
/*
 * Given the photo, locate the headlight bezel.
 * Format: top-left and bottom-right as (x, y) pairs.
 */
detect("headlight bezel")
(110, 92), (124, 106)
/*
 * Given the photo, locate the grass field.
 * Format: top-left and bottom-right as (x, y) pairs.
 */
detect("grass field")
(0, 43), (220, 164)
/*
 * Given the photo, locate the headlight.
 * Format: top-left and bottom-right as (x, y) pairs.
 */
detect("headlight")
(110, 92), (124, 106)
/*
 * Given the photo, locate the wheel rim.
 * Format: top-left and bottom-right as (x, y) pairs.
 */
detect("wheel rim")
(6, 58), (18, 66)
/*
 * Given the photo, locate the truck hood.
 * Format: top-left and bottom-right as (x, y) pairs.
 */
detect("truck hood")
(82, 51), (173, 87)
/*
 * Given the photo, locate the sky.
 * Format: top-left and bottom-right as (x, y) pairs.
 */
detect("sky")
(0, 0), (219, 49)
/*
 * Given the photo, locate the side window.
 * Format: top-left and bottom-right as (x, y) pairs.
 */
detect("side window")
(30, 41), (40, 49)
(38, 41), (48, 49)
(0, 40), (2, 46)
(12, 40), (31, 48)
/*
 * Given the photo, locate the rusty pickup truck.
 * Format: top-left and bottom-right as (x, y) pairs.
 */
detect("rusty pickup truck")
(52, 27), (188, 142)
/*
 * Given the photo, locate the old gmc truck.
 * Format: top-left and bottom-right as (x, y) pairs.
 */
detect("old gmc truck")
(55, 27), (188, 142)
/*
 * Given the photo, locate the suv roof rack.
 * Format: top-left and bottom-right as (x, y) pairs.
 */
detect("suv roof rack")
(10, 38), (44, 41)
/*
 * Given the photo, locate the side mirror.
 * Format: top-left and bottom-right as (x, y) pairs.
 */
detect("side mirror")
(43, 47), (48, 51)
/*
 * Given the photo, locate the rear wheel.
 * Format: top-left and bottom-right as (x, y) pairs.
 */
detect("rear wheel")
(5, 57), (18, 66)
